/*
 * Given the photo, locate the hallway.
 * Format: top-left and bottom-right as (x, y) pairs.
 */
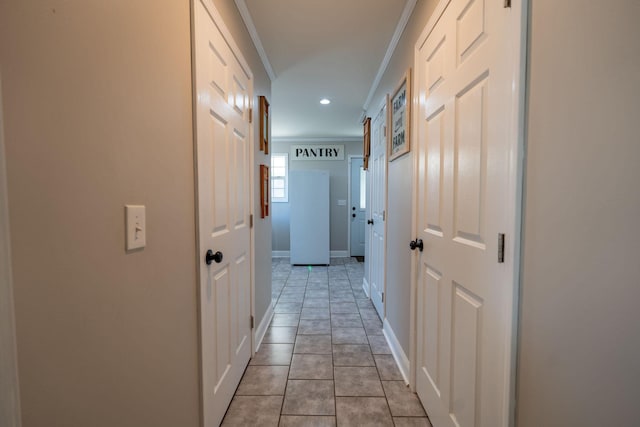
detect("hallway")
(221, 258), (431, 426)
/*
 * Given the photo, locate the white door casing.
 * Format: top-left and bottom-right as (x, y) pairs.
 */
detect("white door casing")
(194, 1), (254, 426)
(412, 0), (525, 426)
(369, 103), (387, 319)
(349, 157), (365, 257)
(0, 71), (22, 427)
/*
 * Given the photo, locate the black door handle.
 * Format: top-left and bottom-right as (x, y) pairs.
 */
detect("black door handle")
(352, 207), (356, 211)
(367, 219), (374, 225)
(409, 239), (424, 252)
(205, 249), (223, 265)
(352, 213), (356, 218)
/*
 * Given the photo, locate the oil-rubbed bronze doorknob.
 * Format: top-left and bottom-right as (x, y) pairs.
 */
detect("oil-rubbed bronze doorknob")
(205, 249), (223, 265)
(409, 239), (424, 252)
(367, 219), (374, 225)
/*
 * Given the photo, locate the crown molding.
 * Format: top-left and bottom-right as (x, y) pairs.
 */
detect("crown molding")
(362, 0), (417, 112)
(273, 137), (363, 144)
(234, 0), (277, 81)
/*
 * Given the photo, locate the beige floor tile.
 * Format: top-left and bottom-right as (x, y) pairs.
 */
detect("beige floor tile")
(290, 354), (333, 379)
(392, 417), (433, 427)
(279, 416), (336, 427)
(282, 380), (336, 415)
(294, 335), (332, 354)
(334, 366), (384, 396)
(374, 354), (404, 380)
(263, 326), (298, 344)
(335, 397), (393, 426)
(333, 345), (375, 367)
(382, 381), (426, 417)
(235, 365), (289, 396)
(250, 343), (293, 366)
(221, 395), (282, 426)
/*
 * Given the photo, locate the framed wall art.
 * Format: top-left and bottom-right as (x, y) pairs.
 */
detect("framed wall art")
(260, 164), (269, 218)
(389, 68), (411, 162)
(259, 96), (270, 154)
(363, 117), (371, 170)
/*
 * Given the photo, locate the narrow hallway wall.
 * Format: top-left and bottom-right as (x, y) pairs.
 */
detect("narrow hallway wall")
(0, 0), (272, 425)
(363, 0), (438, 362)
(517, 1), (640, 425)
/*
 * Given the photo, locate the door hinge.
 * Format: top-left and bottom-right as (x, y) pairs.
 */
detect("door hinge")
(249, 108), (253, 123)
(504, 0), (511, 8)
(250, 315), (255, 329)
(382, 210), (386, 221)
(250, 214), (253, 228)
(498, 233), (505, 263)
(384, 126), (387, 137)
(381, 292), (385, 303)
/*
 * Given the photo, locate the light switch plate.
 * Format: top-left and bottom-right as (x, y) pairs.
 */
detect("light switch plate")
(125, 205), (146, 250)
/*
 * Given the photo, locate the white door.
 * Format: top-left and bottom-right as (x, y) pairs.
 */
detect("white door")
(369, 105), (387, 318)
(350, 157), (365, 257)
(194, 1), (253, 426)
(413, 0), (524, 426)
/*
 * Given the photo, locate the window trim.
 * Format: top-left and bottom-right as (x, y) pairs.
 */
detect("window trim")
(270, 153), (288, 203)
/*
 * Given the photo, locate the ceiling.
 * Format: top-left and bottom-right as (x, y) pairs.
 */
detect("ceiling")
(237, 0), (415, 140)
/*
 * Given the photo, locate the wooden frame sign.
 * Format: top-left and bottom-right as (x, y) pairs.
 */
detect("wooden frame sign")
(260, 164), (269, 218)
(259, 96), (270, 154)
(363, 117), (371, 170)
(389, 69), (411, 161)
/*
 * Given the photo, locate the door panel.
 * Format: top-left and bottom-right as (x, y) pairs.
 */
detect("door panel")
(414, 0), (524, 426)
(194, 1), (253, 425)
(350, 157), (365, 257)
(369, 105), (387, 318)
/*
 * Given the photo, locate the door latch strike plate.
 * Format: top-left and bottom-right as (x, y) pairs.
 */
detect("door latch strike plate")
(250, 315), (254, 329)
(498, 233), (505, 263)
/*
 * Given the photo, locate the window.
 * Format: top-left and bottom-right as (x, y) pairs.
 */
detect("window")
(271, 153), (288, 203)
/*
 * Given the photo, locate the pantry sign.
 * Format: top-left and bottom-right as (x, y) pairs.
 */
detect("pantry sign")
(290, 145), (344, 161)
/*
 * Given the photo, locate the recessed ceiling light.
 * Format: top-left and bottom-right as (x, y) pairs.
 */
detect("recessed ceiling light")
(320, 98), (331, 105)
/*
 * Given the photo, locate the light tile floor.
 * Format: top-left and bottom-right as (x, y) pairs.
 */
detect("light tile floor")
(222, 257), (432, 427)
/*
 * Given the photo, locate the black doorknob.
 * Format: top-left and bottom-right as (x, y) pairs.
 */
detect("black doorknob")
(352, 213), (356, 218)
(352, 207), (356, 211)
(367, 219), (374, 225)
(409, 239), (424, 252)
(205, 249), (223, 265)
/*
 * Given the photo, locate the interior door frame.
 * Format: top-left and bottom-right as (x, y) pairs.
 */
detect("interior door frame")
(369, 96), (389, 316)
(190, 0), (256, 424)
(408, 1), (528, 425)
(0, 72), (22, 427)
(347, 154), (364, 258)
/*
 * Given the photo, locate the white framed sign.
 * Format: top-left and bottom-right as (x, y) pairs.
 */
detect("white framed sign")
(291, 144), (344, 161)
(389, 68), (411, 161)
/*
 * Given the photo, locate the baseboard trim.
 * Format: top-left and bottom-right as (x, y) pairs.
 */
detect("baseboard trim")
(383, 319), (411, 385)
(272, 250), (351, 259)
(254, 304), (274, 353)
(362, 277), (370, 298)
(271, 251), (290, 258)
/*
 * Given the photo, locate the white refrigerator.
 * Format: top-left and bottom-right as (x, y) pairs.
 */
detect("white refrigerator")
(289, 170), (330, 265)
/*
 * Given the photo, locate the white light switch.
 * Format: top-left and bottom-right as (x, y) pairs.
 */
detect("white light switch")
(337, 199), (347, 206)
(125, 205), (146, 250)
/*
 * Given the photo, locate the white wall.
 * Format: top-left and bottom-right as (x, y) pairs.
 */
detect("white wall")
(271, 140), (363, 254)
(363, 0), (438, 358)
(0, 1), (271, 425)
(517, 1), (640, 426)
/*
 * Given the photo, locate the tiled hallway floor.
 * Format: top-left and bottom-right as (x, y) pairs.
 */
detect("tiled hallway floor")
(222, 257), (432, 427)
